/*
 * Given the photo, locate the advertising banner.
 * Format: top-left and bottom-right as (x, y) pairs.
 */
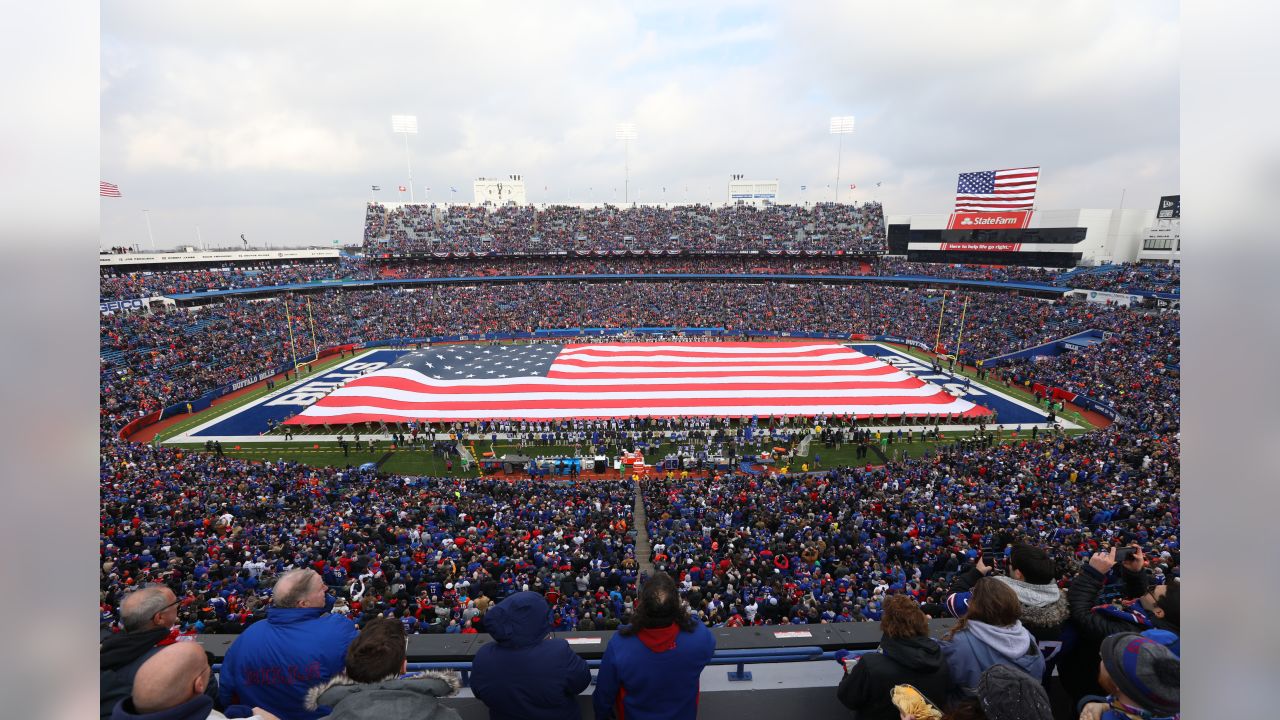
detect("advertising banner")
(939, 241), (1023, 252)
(946, 211), (1033, 230)
(1156, 195), (1180, 220)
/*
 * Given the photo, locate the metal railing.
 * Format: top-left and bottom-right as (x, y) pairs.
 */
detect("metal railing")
(215, 647), (869, 686)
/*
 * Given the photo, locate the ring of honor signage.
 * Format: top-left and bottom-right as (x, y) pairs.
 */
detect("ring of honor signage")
(946, 211), (1033, 230)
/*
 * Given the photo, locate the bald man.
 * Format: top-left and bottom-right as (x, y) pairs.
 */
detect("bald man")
(219, 569), (357, 720)
(101, 585), (190, 719)
(111, 642), (279, 720)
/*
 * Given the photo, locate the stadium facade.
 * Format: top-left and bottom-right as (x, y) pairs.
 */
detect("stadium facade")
(886, 207), (1160, 267)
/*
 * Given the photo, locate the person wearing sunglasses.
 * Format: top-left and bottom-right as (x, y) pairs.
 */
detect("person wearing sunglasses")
(101, 586), (195, 719)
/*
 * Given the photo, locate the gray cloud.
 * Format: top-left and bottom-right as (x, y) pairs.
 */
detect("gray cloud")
(101, 0), (1178, 248)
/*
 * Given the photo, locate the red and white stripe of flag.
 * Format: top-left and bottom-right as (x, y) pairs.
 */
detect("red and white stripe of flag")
(100, 181), (122, 197)
(289, 342), (986, 423)
(955, 167), (1038, 212)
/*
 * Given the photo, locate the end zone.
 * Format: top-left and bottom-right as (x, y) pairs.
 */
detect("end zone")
(851, 343), (1080, 430)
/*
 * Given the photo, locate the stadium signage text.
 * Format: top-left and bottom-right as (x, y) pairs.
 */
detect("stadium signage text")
(100, 298), (146, 313)
(265, 361), (388, 407)
(939, 242), (1023, 252)
(877, 354), (986, 399)
(946, 211), (1032, 230)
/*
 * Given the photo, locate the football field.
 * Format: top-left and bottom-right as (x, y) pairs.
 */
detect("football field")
(162, 342), (1077, 447)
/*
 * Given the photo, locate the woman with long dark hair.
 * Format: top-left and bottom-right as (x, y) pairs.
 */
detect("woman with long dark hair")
(592, 572), (715, 720)
(937, 577), (1045, 692)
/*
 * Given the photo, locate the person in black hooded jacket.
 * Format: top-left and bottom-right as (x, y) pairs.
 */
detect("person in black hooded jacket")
(837, 595), (953, 720)
(471, 591), (591, 720)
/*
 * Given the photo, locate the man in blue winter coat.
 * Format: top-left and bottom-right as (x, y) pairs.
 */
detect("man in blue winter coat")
(219, 569), (358, 720)
(593, 572), (716, 720)
(471, 591), (591, 720)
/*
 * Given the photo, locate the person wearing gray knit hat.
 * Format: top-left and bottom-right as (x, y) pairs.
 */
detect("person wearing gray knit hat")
(1096, 632), (1180, 717)
(975, 664), (1054, 720)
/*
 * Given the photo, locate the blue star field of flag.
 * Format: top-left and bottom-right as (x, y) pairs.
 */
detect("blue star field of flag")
(956, 170), (996, 194)
(393, 343), (563, 380)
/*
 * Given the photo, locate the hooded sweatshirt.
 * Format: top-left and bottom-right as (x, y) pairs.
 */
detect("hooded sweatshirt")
(471, 591), (592, 720)
(837, 635), (953, 720)
(938, 620), (1045, 690)
(592, 619), (716, 720)
(947, 575), (1069, 643)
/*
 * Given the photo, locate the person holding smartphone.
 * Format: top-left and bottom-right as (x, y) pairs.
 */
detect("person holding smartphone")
(1058, 546), (1180, 706)
(944, 543), (1070, 676)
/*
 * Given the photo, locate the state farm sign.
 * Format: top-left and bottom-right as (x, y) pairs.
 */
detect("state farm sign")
(946, 211), (1032, 230)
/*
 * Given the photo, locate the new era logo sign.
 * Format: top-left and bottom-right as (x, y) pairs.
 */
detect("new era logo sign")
(1162, 200), (1174, 209)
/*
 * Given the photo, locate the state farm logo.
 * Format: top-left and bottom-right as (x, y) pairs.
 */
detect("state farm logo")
(947, 211), (1032, 230)
(960, 216), (1018, 226)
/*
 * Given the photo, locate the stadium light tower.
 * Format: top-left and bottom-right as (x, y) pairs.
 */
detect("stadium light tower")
(615, 122), (637, 204)
(829, 115), (855, 203)
(391, 114), (418, 202)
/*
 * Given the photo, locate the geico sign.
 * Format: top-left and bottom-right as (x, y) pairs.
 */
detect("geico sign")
(946, 211), (1032, 230)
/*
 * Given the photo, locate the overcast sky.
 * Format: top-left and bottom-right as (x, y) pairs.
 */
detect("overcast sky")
(100, 1), (1178, 250)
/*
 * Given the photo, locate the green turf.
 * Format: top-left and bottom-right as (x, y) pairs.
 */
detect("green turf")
(379, 451), (475, 477)
(796, 426), (1087, 467)
(168, 439), (480, 476)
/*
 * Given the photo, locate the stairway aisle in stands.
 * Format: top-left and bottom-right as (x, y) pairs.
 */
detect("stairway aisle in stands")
(632, 481), (656, 577)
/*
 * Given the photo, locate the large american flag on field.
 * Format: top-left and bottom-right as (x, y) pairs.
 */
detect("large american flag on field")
(286, 342), (987, 424)
(954, 167), (1038, 212)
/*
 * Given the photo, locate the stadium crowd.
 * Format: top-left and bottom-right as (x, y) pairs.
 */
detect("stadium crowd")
(877, 260), (1179, 295)
(100, 440), (641, 639)
(100, 255), (1179, 303)
(100, 269), (1180, 719)
(641, 425), (1178, 628)
(363, 202), (888, 255)
(100, 260), (370, 301)
(101, 282), (1153, 427)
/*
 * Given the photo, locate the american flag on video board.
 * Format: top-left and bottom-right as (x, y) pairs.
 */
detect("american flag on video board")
(286, 342), (985, 424)
(954, 167), (1038, 211)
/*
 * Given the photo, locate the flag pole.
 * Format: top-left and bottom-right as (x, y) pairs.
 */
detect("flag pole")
(954, 295), (970, 360)
(284, 295), (299, 371)
(306, 295), (320, 358)
(933, 292), (947, 355)
(142, 210), (156, 252)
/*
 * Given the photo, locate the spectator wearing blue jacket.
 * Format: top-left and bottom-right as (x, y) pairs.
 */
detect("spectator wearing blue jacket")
(219, 569), (358, 720)
(471, 591), (591, 720)
(593, 572), (716, 720)
(936, 577), (1044, 694)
